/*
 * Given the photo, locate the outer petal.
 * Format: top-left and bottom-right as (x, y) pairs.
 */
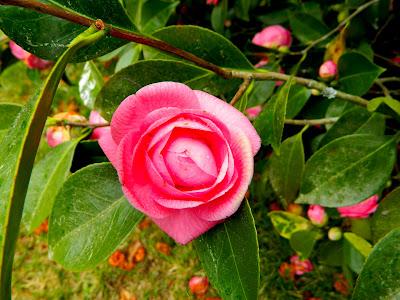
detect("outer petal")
(9, 41), (28, 60)
(98, 132), (119, 168)
(195, 128), (254, 221)
(337, 195), (379, 218)
(152, 210), (219, 244)
(111, 82), (201, 144)
(194, 90), (261, 155)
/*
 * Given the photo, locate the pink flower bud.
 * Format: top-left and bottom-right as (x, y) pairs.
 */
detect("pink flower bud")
(337, 195), (379, 219)
(89, 110), (110, 140)
(307, 205), (328, 227)
(252, 25), (292, 50)
(245, 105), (262, 120)
(206, 0), (218, 5)
(290, 255), (313, 275)
(188, 276), (209, 295)
(9, 40), (52, 70)
(318, 60), (337, 79)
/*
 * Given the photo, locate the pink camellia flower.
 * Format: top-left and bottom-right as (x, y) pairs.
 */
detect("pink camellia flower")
(245, 105), (262, 120)
(290, 255), (313, 275)
(188, 276), (209, 295)
(9, 41), (52, 70)
(252, 25), (292, 50)
(98, 82), (261, 244)
(337, 195), (379, 219)
(46, 112), (86, 147)
(89, 110), (110, 140)
(319, 60), (337, 79)
(307, 205), (328, 227)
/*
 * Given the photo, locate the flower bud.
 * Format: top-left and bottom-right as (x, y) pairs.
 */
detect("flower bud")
(307, 205), (328, 227)
(189, 276), (209, 295)
(328, 227), (342, 241)
(319, 60), (337, 80)
(287, 203), (303, 216)
(245, 105), (262, 120)
(252, 25), (292, 50)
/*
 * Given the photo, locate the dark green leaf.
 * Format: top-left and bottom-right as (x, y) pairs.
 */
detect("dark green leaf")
(22, 140), (79, 232)
(338, 52), (385, 96)
(247, 80), (275, 107)
(268, 211), (312, 239)
(372, 187), (400, 242)
(286, 85), (312, 119)
(211, 0), (228, 34)
(0, 103), (21, 130)
(235, 0), (251, 21)
(0, 26), (106, 298)
(144, 25), (254, 69)
(0, 2), (133, 61)
(290, 230), (319, 258)
(269, 130), (305, 203)
(289, 12), (329, 44)
(353, 228), (400, 299)
(254, 79), (293, 153)
(48, 163), (143, 271)
(95, 59), (240, 120)
(297, 134), (396, 207)
(319, 107), (385, 148)
(343, 232), (372, 273)
(367, 97), (400, 118)
(318, 241), (343, 267)
(194, 201), (259, 300)
(79, 61), (104, 110)
(115, 44), (142, 72)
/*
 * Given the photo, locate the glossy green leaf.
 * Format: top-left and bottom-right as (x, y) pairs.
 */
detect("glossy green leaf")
(268, 211), (312, 239)
(0, 103), (21, 130)
(145, 25), (254, 69)
(372, 187), (400, 242)
(211, 0), (228, 34)
(338, 52), (385, 96)
(367, 96), (400, 118)
(247, 80), (275, 107)
(290, 230), (319, 259)
(194, 201), (259, 300)
(0, 1), (133, 61)
(95, 59), (240, 120)
(115, 44), (142, 72)
(79, 61), (104, 110)
(48, 163), (143, 271)
(286, 85), (312, 119)
(22, 140), (79, 232)
(0, 26), (106, 299)
(289, 12), (329, 44)
(269, 130), (305, 203)
(297, 134), (396, 207)
(123, 0), (179, 34)
(319, 107), (385, 148)
(344, 232), (372, 274)
(254, 79), (293, 153)
(353, 228), (400, 299)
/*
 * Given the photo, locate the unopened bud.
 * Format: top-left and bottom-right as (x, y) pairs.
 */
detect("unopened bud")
(328, 227), (343, 241)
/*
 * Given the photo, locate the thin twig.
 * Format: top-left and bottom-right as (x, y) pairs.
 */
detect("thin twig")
(284, 118), (338, 126)
(299, 0), (379, 54)
(48, 120), (110, 128)
(230, 77), (252, 106)
(375, 80), (391, 98)
(374, 53), (400, 69)
(377, 77), (400, 84)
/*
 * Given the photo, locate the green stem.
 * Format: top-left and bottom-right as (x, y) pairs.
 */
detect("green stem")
(284, 118), (338, 126)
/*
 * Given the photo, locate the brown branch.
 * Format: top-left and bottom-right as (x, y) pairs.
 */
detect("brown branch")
(0, 0), (227, 77)
(230, 77), (251, 106)
(284, 117), (338, 126)
(48, 120), (110, 128)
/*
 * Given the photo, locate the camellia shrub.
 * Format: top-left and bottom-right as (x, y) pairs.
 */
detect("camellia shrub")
(0, 0), (399, 298)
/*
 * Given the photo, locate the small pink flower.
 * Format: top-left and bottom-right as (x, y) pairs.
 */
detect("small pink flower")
(319, 60), (337, 79)
(9, 41), (52, 70)
(245, 105), (262, 120)
(206, 0), (218, 5)
(188, 276), (209, 295)
(98, 82), (261, 244)
(89, 111), (110, 140)
(307, 205), (328, 226)
(337, 195), (379, 219)
(252, 25), (292, 50)
(290, 255), (313, 275)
